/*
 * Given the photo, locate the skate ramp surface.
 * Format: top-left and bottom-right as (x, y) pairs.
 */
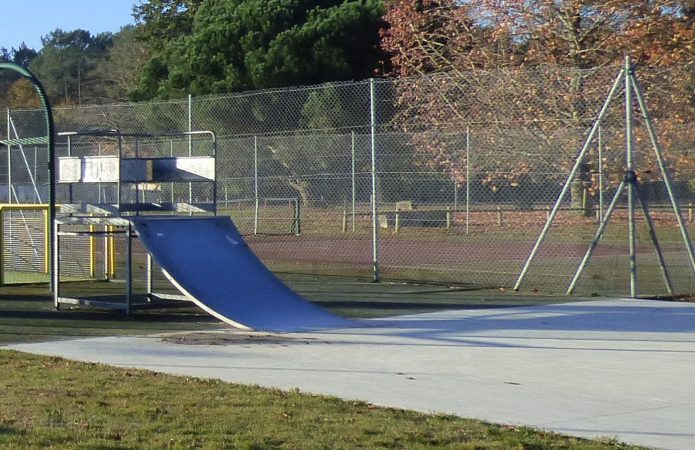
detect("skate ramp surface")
(132, 216), (352, 332)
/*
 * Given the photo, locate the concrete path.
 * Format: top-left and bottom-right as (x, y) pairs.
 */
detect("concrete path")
(8, 299), (695, 449)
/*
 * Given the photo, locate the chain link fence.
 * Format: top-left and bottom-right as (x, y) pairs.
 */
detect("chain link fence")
(3, 64), (695, 296)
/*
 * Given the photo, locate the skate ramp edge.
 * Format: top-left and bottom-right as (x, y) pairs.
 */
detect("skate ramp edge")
(132, 216), (352, 332)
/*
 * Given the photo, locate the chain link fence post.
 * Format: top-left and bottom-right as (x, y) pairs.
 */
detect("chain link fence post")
(253, 135), (259, 235)
(370, 78), (380, 282)
(466, 125), (471, 236)
(351, 130), (356, 233)
(6, 108), (11, 204)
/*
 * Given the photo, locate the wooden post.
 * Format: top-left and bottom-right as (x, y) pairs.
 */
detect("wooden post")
(395, 211), (400, 234)
(689, 202), (693, 223)
(446, 206), (451, 230)
(582, 187), (588, 214)
(341, 209), (347, 233)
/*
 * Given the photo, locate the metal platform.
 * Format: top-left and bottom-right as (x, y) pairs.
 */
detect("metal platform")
(53, 130), (218, 315)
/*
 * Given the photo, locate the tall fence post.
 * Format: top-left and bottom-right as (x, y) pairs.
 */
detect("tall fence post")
(466, 126), (471, 236)
(625, 56), (637, 299)
(351, 130), (356, 232)
(370, 79), (380, 282)
(6, 108), (11, 204)
(187, 94), (193, 210)
(253, 136), (259, 235)
(169, 140), (175, 204)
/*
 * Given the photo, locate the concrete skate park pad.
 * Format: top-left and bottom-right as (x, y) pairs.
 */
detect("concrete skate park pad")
(9, 299), (695, 449)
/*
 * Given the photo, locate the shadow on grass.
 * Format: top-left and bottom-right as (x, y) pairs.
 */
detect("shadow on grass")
(0, 293), (51, 303)
(0, 307), (220, 324)
(0, 425), (14, 435)
(0, 292), (220, 327)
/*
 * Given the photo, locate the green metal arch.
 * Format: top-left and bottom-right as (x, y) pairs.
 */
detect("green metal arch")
(0, 62), (56, 291)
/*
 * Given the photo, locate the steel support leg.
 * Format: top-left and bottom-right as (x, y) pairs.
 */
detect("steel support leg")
(567, 181), (625, 294)
(634, 184), (674, 296)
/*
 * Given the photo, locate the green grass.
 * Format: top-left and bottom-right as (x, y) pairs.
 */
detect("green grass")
(0, 350), (642, 450)
(0, 276), (646, 449)
(0, 283), (222, 345)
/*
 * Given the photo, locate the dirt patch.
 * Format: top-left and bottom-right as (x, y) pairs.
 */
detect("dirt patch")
(160, 331), (322, 347)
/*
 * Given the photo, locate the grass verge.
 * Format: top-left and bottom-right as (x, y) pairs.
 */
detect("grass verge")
(0, 283), (222, 345)
(0, 350), (641, 449)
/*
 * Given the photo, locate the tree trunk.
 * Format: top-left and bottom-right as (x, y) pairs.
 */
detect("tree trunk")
(571, 163), (592, 216)
(568, 60), (592, 216)
(289, 178), (311, 208)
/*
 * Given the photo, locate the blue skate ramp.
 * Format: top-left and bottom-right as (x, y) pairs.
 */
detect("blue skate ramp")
(131, 216), (352, 332)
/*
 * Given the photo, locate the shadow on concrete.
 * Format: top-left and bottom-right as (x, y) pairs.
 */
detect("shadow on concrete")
(354, 301), (695, 350)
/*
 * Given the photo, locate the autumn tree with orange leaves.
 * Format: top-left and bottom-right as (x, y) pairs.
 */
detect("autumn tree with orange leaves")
(381, 0), (695, 213)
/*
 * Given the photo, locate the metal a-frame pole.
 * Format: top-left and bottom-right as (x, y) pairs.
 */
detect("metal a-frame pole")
(625, 56), (638, 298)
(634, 185), (675, 296)
(566, 181), (626, 294)
(630, 71), (695, 279)
(513, 68), (624, 291)
(567, 57), (676, 296)
(567, 181), (675, 296)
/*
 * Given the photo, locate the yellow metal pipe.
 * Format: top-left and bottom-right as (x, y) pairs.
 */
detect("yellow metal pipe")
(108, 225), (116, 279)
(89, 224), (95, 279)
(0, 209), (4, 286)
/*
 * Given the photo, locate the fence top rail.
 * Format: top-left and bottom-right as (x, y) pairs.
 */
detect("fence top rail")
(1, 137), (50, 146)
(57, 129), (216, 141)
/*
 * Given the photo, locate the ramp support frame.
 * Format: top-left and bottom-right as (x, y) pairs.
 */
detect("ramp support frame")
(53, 216), (188, 314)
(51, 129), (215, 314)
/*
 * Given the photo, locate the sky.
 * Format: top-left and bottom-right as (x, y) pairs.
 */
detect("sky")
(0, 0), (137, 52)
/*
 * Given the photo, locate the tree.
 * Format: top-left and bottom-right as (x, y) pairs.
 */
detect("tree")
(380, 0), (493, 77)
(380, 0), (695, 213)
(92, 26), (151, 102)
(133, 0), (204, 49)
(10, 44), (39, 68)
(6, 78), (42, 108)
(0, 44), (39, 110)
(29, 29), (113, 105)
(255, 84), (372, 207)
(132, 0), (385, 100)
